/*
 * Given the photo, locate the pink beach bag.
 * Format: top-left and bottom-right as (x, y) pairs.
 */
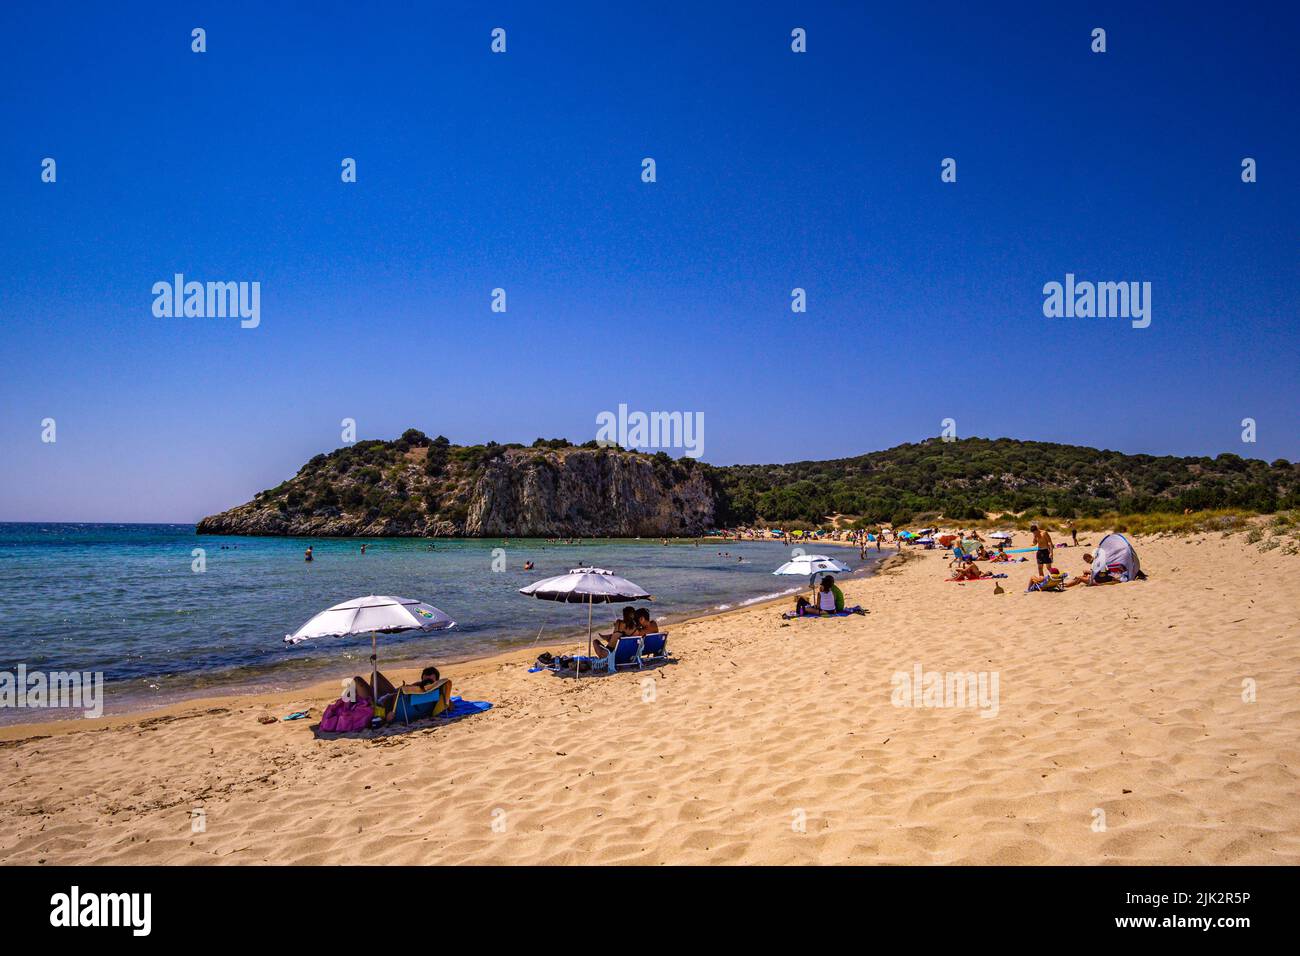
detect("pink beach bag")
(320, 697), (373, 733)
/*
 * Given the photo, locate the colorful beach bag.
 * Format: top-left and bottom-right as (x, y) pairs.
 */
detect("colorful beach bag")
(320, 697), (373, 733)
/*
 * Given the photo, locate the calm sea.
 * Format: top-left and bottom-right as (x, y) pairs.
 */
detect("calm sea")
(0, 524), (884, 721)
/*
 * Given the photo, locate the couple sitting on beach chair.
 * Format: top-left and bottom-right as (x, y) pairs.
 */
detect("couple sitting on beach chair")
(595, 607), (658, 659)
(534, 609), (668, 674)
(352, 666), (452, 723)
(593, 608), (670, 668)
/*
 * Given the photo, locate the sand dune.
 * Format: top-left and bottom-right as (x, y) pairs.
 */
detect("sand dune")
(2, 531), (1296, 865)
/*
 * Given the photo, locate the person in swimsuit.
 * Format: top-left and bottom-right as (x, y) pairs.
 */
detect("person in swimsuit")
(305, 546), (313, 562)
(793, 576), (844, 616)
(950, 563), (987, 581)
(594, 607), (638, 658)
(1030, 524), (1053, 576)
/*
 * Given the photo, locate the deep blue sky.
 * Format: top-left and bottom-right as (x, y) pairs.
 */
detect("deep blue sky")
(2, 2), (1296, 522)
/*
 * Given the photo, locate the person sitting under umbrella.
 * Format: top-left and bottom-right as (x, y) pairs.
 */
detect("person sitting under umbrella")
(594, 607), (656, 658)
(351, 665), (447, 709)
(596, 607), (638, 651)
(793, 575), (844, 616)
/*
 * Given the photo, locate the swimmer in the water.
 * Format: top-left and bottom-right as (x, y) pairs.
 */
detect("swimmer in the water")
(305, 546), (313, 562)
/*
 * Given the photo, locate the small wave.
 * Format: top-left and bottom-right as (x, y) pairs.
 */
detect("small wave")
(716, 587), (801, 611)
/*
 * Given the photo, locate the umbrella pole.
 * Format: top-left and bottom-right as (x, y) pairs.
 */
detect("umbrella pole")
(371, 632), (378, 715)
(586, 594), (593, 676)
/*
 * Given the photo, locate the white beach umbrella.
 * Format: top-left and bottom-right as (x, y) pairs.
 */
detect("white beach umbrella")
(519, 568), (651, 666)
(284, 595), (455, 701)
(773, 554), (851, 581)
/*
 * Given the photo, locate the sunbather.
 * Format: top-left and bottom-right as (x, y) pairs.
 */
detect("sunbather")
(351, 665), (448, 708)
(950, 562), (988, 581)
(595, 606), (637, 642)
(350, 670), (397, 702)
(1027, 567), (1069, 591)
(633, 607), (658, 635)
(1064, 552), (1122, 586)
(592, 608), (648, 659)
(793, 575), (844, 615)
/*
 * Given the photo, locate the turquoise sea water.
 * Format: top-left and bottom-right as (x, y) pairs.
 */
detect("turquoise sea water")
(0, 524), (883, 720)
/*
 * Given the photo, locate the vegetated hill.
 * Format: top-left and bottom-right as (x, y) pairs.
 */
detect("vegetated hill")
(710, 437), (1299, 526)
(196, 431), (714, 537)
(196, 431), (1299, 536)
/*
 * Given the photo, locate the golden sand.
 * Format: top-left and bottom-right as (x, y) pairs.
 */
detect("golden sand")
(1, 531), (1296, 865)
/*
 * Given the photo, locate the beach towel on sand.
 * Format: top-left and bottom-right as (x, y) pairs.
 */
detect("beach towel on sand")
(443, 697), (492, 718)
(781, 605), (866, 619)
(530, 653), (598, 674)
(945, 573), (1008, 582)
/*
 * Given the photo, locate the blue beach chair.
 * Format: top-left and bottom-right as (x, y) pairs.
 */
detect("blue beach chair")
(639, 632), (669, 661)
(597, 636), (643, 673)
(388, 681), (451, 724)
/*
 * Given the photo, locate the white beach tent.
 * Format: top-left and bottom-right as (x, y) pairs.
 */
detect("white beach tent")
(1091, 533), (1142, 582)
(284, 595), (456, 701)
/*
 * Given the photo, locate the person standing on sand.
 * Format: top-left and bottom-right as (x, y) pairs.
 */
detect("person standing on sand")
(1067, 521), (1078, 547)
(1031, 524), (1054, 577)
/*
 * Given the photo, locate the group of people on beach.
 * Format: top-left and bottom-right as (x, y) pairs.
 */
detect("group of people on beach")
(944, 520), (1129, 590)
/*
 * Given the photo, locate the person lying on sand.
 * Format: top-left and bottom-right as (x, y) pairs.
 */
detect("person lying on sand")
(793, 575), (844, 616)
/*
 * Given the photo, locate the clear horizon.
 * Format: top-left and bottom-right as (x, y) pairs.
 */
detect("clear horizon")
(2, 2), (1297, 523)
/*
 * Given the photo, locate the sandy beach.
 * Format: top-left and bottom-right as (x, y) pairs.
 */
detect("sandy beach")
(2, 529), (1296, 866)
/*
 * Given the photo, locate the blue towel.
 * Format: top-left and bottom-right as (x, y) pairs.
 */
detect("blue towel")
(443, 697), (492, 718)
(782, 605), (866, 619)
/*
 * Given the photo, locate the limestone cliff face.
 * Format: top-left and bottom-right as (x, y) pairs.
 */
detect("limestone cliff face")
(464, 449), (714, 537)
(196, 438), (716, 537)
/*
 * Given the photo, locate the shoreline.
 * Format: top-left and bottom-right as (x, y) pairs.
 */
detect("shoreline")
(0, 549), (902, 738)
